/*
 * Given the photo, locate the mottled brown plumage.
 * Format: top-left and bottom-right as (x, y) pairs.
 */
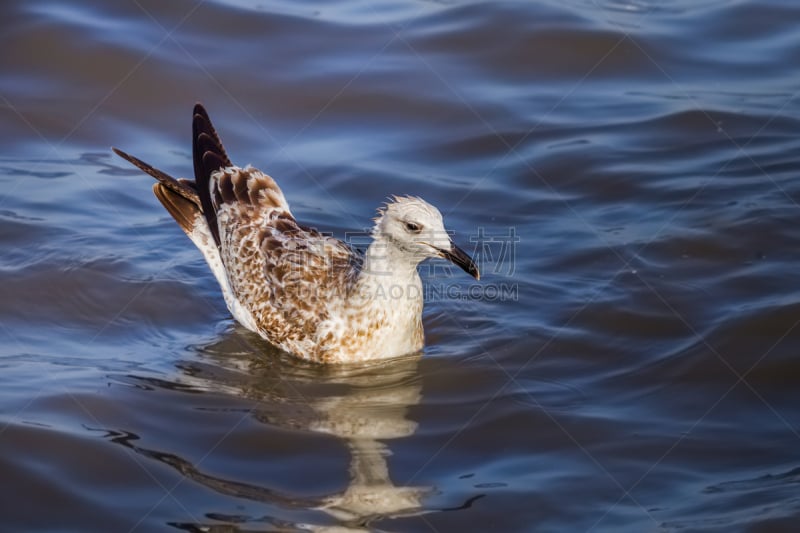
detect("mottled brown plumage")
(113, 104), (479, 363)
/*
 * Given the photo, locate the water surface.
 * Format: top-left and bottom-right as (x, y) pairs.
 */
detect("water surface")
(2, 0), (800, 531)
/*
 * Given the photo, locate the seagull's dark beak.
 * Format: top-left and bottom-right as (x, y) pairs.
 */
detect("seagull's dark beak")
(440, 243), (480, 280)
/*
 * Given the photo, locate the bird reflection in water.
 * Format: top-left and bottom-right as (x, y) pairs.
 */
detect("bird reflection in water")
(226, 335), (433, 528)
(93, 330), (480, 531)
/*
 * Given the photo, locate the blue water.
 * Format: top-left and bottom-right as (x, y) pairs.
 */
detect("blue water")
(2, 1), (800, 531)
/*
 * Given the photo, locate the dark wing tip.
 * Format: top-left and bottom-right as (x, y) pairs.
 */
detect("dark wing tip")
(202, 151), (229, 177)
(193, 102), (208, 118)
(191, 104), (229, 247)
(111, 146), (200, 206)
(192, 106), (232, 170)
(111, 146), (130, 160)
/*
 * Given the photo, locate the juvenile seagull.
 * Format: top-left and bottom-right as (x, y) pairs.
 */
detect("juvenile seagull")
(113, 104), (479, 363)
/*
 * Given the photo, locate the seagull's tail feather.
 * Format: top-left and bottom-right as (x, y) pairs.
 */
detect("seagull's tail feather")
(192, 103), (232, 247)
(151, 183), (201, 236)
(112, 147), (201, 236)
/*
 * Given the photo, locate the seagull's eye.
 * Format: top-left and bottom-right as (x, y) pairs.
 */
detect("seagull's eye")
(405, 221), (422, 233)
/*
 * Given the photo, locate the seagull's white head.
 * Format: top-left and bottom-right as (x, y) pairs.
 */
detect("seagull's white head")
(373, 195), (480, 279)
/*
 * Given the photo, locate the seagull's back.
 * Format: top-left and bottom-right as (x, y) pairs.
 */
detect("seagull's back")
(192, 107), (371, 361)
(213, 165), (364, 358)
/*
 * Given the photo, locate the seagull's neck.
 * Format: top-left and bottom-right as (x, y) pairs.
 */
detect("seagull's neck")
(350, 232), (426, 356)
(360, 234), (421, 286)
